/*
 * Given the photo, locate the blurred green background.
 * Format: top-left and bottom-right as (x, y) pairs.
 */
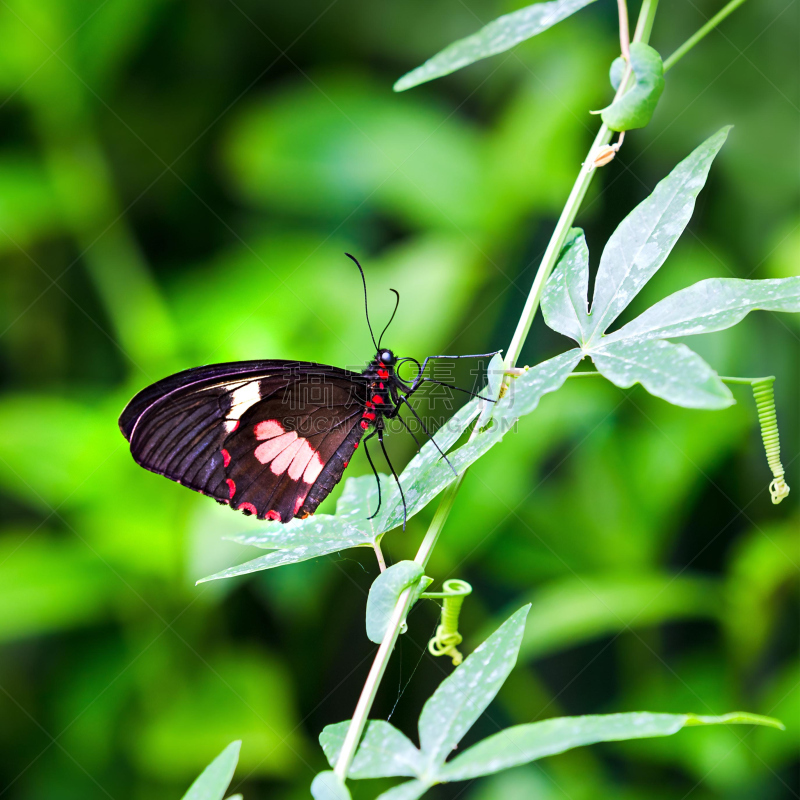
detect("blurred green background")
(0, 1), (797, 798)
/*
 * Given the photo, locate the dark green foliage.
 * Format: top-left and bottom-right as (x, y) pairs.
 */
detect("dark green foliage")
(0, 2), (796, 799)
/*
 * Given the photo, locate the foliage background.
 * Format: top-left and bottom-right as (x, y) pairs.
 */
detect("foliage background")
(0, 0), (797, 798)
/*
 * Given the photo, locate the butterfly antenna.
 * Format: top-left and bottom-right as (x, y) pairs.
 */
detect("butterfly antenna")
(345, 252), (378, 350)
(378, 289), (400, 349)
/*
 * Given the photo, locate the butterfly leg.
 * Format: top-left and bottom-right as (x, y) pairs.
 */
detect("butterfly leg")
(388, 404), (424, 453)
(378, 425), (408, 531)
(362, 429), (382, 521)
(390, 393), (458, 478)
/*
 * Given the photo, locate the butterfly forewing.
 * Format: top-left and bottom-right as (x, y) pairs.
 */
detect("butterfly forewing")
(120, 360), (369, 521)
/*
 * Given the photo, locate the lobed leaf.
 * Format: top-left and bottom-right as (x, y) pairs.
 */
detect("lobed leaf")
(394, 0), (598, 92)
(418, 605), (530, 772)
(320, 721), (422, 779)
(586, 127), (731, 344)
(366, 562), (425, 643)
(590, 339), (733, 409)
(439, 712), (783, 781)
(537, 129), (800, 410)
(600, 43), (664, 132)
(180, 741), (240, 800)
(605, 277), (800, 343)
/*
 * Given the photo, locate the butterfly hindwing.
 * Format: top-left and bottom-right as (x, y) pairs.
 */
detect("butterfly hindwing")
(222, 372), (367, 520)
(120, 360), (368, 520)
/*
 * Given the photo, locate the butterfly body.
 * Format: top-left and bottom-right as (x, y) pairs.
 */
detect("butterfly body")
(119, 350), (403, 523)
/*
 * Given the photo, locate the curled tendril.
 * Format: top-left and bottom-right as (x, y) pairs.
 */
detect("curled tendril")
(422, 579), (472, 665)
(750, 378), (790, 504)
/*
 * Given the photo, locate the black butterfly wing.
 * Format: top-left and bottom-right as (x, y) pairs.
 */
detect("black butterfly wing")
(223, 376), (368, 521)
(120, 360), (369, 520)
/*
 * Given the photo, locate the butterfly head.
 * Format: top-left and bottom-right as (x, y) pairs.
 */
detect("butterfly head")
(378, 349), (396, 366)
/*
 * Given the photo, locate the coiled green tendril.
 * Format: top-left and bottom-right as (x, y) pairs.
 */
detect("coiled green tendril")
(724, 376), (791, 504)
(751, 378), (790, 504)
(423, 579), (472, 665)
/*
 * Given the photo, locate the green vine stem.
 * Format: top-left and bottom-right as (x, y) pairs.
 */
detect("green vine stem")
(333, 1), (661, 782)
(663, 0), (750, 73)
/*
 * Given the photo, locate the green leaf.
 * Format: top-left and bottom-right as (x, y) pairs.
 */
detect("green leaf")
(418, 605), (531, 772)
(587, 127), (730, 344)
(590, 339), (733, 409)
(180, 741), (240, 800)
(540, 228), (591, 344)
(609, 56), (626, 91)
(366, 561), (425, 643)
(600, 43), (664, 132)
(538, 129), (789, 410)
(438, 712), (783, 781)
(604, 277), (800, 343)
(320, 720), (423, 779)
(393, 0), (599, 92)
(310, 771), (351, 800)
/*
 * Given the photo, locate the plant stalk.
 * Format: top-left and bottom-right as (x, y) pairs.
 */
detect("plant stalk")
(663, 0), (749, 72)
(332, 0), (661, 782)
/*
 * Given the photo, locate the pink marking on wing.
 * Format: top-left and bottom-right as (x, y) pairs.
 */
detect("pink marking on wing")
(221, 448), (231, 467)
(303, 452), (325, 484)
(226, 479), (236, 498)
(270, 437), (304, 475)
(238, 502), (258, 515)
(287, 439), (315, 480)
(293, 493), (306, 516)
(254, 419), (284, 440)
(266, 510), (282, 522)
(254, 431), (298, 464)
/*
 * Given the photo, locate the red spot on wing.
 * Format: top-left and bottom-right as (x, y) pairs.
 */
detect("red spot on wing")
(266, 510), (282, 521)
(360, 420), (369, 429)
(270, 437), (304, 475)
(371, 395), (384, 404)
(254, 431), (298, 465)
(362, 412), (376, 422)
(353, 442), (359, 449)
(254, 419), (284, 440)
(288, 440), (316, 480)
(343, 461), (349, 468)
(221, 449), (231, 467)
(303, 452), (324, 483)
(226, 479), (236, 498)
(238, 502), (258, 515)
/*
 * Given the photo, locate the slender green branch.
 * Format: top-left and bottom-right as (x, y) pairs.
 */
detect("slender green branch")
(332, 0), (662, 783)
(618, 0), (631, 60)
(664, 0), (749, 72)
(634, 0), (660, 44)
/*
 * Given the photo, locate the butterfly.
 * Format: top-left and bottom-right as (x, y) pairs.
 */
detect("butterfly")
(119, 255), (495, 525)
